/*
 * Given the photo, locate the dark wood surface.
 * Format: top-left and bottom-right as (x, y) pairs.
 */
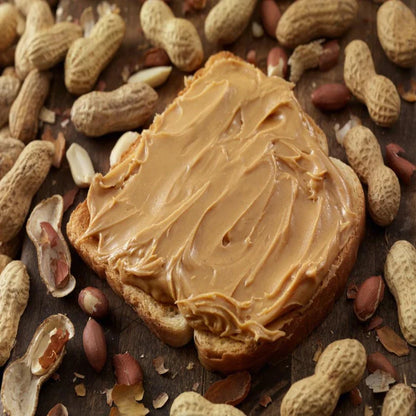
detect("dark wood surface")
(1, 0), (416, 415)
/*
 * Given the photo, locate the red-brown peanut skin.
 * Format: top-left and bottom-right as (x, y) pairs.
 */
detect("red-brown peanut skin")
(353, 275), (385, 321)
(78, 287), (109, 319)
(82, 318), (107, 373)
(311, 83), (350, 111)
(260, 0), (281, 38)
(113, 352), (143, 385)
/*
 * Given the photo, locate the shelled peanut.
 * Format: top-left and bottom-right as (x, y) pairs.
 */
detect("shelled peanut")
(377, 0), (416, 68)
(381, 383), (416, 416)
(0, 140), (55, 243)
(204, 0), (257, 45)
(0, 137), (25, 179)
(280, 339), (366, 416)
(65, 12), (125, 95)
(0, 3), (18, 53)
(15, 0), (54, 79)
(0, 260), (30, 366)
(276, 0), (358, 49)
(71, 82), (158, 136)
(27, 22), (82, 70)
(140, 0), (203, 72)
(83, 318), (107, 373)
(385, 240), (416, 346)
(0, 74), (21, 128)
(339, 125), (400, 226)
(344, 40), (400, 127)
(9, 69), (50, 142)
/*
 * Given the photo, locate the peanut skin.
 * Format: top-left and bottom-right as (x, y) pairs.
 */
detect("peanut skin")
(9, 69), (51, 143)
(344, 40), (400, 127)
(71, 82), (158, 136)
(65, 12), (125, 95)
(204, 0), (257, 45)
(0, 140), (54, 242)
(276, 0), (358, 48)
(140, 0), (203, 72)
(342, 126), (400, 227)
(281, 339), (366, 416)
(0, 261), (30, 366)
(385, 240), (416, 346)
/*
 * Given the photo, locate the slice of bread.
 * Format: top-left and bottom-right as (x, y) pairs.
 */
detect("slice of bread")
(67, 52), (365, 373)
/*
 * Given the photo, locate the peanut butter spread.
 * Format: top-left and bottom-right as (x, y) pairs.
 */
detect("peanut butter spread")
(81, 56), (358, 342)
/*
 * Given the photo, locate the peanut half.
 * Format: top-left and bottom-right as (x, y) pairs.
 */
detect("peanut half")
(204, 0), (257, 45)
(170, 392), (246, 416)
(340, 125), (400, 227)
(65, 12), (125, 95)
(0, 260), (30, 366)
(381, 383), (416, 416)
(384, 240), (416, 346)
(344, 40), (400, 127)
(377, 0), (416, 68)
(141, 0), (203, 72)
(0, 140), (55, 243)
(281, 339), (366, 416)
(27, 22), (82, 70)
(71, 82), (158, 137)
(276, 0), (358, 49)
(9, 69), (51, 143)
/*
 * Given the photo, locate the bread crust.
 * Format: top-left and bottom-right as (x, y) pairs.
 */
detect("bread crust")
(67, 52), (365, 372)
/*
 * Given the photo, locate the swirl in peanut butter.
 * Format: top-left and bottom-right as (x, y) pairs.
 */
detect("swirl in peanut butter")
(82, 57), (358, 342)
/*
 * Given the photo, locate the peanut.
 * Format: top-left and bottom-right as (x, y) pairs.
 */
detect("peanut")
(0, 261), (30, 366)
(340, 125), (400, 227)
(204, 0), (256, 45)
(0, 254), (11, 274)
(381, 384), (416, 416)
(78, 287), (109, 319)
(0, 4), (18, 53)
(384, 240), (416, 346)
(280, 339), (366, 416)
(0, 137), (25, 179)
(319, 40), (340, 71)
(276, 0), (358, 49)
(71, 82), (157, 137)
(344, 40), (401, 127)
(367, 352), (398, 381)
(83, 318), (107, 373)
(14, 0), (47, 16)
(385, 143), (416, 185)
(353, 275), (385, 321)
(109, 131), (139, 167)
(377, 0), (416, 68)
(311, 83), (351, 112)
(170, 392), (246, 416)
(141, 0), (203, 71)
(260, 0), (281, 38)
(0, 74), (21, 128)
(27, 22), (82, 70)
(65, 12), (125, 95)
(288, 40), (323, 83)
(127, 66), (172, 88)
(47, 404), (68, 416)
(0, 140), (54, 243)
(267, 46), (288, 78)
(9, 69), (50, 143)
(113, 352), (143, 385)
(15, 0), (54, 79)
(66, 142), (95, 187)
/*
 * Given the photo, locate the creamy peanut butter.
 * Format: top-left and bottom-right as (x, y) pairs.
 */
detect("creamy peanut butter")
(81, 56), (358, 342)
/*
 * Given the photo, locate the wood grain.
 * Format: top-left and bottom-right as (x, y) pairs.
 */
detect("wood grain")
(1, 0), (416, 415)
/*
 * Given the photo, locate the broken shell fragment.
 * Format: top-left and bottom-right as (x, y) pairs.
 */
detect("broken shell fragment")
(1, 314), (75, 416)
(26, 194), (76, 297)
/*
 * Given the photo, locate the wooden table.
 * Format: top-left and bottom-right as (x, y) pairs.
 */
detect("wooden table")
(1, 1), (416, 415)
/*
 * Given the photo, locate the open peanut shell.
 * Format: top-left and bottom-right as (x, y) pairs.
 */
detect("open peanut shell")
(0, 314), (75, 416)
(26, 194), (76, 297)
